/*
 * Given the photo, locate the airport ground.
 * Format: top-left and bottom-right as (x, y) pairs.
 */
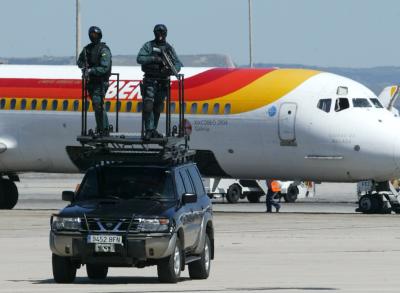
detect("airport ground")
(1, 174), (400, 292)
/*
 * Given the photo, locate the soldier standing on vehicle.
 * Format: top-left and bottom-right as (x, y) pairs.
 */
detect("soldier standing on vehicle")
(77, 26), (112, 136)
(137, 24), (183, 140)
(266, 179), (281, 213)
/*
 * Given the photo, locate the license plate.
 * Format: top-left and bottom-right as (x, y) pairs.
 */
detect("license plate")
(87, 234), (122, 244)
(95, 243), (115, 253)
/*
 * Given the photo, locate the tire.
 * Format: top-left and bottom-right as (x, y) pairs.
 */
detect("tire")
(358, 194), (382, 214)
(247, 192), (261, 203)
(86, 264), (108, 280)
(226, 184), (241, 203)
(284, 185), (298, 203)
(0, 179), (18, 209)
(52, 254), (77, 283)
(157, 239), (182, 283)
(189, 234), (211, 279)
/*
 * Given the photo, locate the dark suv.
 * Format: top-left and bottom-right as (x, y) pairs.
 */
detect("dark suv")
(49, 162), (214, 283)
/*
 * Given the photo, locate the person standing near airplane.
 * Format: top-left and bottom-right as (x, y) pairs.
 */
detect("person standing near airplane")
(266, 179), (281, 213)
(77, 26), (112, 136)
(137, 24), (183, 140)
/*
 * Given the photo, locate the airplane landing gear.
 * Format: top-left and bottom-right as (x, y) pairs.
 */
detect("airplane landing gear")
(0, 179), (18, 209)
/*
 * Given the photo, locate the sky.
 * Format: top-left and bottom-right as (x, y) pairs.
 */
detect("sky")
(1, 0), (400, 67)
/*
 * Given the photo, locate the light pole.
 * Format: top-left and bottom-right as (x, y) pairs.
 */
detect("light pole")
(248, 0), (253, 68)
(76, 0), (81, 62)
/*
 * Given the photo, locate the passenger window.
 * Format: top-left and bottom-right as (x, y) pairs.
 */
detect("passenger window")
(0, 99), (5, 110)
(171, 102), (176, 113)
(105, 101), (111, 112)
(213, 103), (220, 114)
(317, 99), (331, 113)
(202, 103), (209, 114)
(31, 99), (37, 110)
(352, 98), (371, 108)
(179, 169), (195, 194)
(334, 98), (350, 112)
(116, 101), (121, 112)
(126, 101), (132, 112)
(188, 167), (206, 196)
(52, 100), (58, 110)
(137, 102), (142, 112)
(224, 103), (231, 114)
(41, 100), (48, 110)
(191, 103), (198, 114)
(73, 100), (79, 111)
(175, 173), (186, 198)
(21, 99), (27, 110)
(62, 100), (68, 111)
(370, 98), (383, 108)
(10, 99), (16, 110)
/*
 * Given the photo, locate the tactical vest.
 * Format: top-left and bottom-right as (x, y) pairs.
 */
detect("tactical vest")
(142, 41), (172, 79)
(85, 42), (112, 81)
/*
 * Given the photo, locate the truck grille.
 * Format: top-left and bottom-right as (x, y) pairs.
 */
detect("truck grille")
(82, 218), (139, 232)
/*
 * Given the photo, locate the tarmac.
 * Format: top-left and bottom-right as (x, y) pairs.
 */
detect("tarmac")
(1, 174), (400, 292)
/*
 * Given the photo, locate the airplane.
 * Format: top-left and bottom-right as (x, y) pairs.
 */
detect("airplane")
(0, 64), (399, 212)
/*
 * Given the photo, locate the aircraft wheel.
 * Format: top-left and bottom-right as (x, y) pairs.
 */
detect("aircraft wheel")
(226, 184), (242, 203)
(0, 179), (18, 209)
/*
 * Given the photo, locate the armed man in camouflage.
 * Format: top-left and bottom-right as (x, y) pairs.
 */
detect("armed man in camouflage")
(77, 26), (112, 136)
(137, 24), (183, 140)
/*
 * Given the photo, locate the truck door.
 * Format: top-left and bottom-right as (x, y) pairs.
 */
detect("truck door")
(278, 102), (297, 146)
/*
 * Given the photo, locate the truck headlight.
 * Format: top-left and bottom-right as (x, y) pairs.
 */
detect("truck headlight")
(136, 218), (170, 232)
(51, 216), (81, 231)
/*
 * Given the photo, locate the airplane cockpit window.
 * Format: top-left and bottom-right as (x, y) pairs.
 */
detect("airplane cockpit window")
(334, 98), (350, 112)
(213, 103), (220, 114)
(126, 101), (132, 112)
(370, 98), (384, 108)
(0, 99), (5, 109)
(317, 99), (331, 113)
(191, 103), (198, 114)
(41, 100), (48, 110)
(352, 98), (371, 108)
(202, 103), (209, 114)
(21, 99), (27, 110)
(73, 100), (79, 111)
(62, 100), (68, 111)
(224, 103), (231, 114)
(31, 99), (37, 110)
(10, 99), (16, 110)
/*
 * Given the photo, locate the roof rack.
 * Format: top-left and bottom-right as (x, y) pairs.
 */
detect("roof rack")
(69, 69), (194, 169)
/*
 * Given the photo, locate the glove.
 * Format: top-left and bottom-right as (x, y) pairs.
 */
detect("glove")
(82, 68), (92, 79)
(152, 56), (163, 64)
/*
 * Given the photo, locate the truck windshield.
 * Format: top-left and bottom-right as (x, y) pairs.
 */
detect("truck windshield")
(76, 167), (175, 201)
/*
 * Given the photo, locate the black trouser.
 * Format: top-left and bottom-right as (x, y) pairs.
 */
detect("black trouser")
(266, 190), (281, 212)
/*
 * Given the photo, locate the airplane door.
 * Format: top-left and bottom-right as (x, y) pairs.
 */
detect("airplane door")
(278, 103), (297, 146)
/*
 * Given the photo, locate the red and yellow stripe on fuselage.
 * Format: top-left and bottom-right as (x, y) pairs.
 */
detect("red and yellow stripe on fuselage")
(0, 68), (320, 114)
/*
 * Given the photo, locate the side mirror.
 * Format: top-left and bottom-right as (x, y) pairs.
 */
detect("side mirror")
(182, 193), (197, 204)
(62, 191), (75, 202)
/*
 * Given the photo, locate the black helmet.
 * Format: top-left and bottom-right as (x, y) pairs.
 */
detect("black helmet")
(88, 26), (102, 43)
(153, 24), (167, 44)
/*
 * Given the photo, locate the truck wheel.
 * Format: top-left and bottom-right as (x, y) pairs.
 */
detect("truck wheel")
(358, 194), (382, 214)
(52, 253), (77, 283)
(86, 264), (108, 280)
(284, 185), (299, 203)
(188, 234), (211, 279)
(247, 192), (261, 203)
(157, 239), (182, 283)
(226, 184), (241, 203)
(0, 179), (18, 209)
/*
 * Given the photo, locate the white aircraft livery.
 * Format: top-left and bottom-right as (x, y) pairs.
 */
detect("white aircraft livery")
(0, 64), (399, 208)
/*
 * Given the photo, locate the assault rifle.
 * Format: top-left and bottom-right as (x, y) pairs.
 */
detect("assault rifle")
(153, 47), (180, 79)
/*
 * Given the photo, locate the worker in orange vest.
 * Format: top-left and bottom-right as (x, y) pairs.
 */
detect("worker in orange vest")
(266, 179), (281, 213)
